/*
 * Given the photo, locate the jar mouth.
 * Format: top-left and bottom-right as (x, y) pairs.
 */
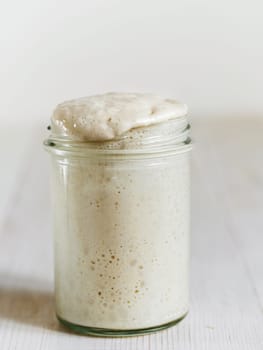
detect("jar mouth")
(44, 117), (192, 159)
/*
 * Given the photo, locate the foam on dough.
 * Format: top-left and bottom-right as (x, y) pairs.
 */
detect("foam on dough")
(51, 92), (188, 141)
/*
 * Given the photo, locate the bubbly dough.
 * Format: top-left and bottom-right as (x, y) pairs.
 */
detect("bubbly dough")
(49, 92), (190, 330)
(51, 92), (188, 141)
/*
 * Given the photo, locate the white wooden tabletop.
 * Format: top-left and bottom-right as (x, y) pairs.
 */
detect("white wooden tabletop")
(0, 118), (262, 350)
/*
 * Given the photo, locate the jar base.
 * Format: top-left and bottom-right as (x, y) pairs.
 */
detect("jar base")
(57, 313), (188, 337)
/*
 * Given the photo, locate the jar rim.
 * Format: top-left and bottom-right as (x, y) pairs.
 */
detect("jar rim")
(44, 118), (192, 159)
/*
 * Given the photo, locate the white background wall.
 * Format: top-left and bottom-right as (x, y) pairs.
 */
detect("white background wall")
(0, 0), (262, 126)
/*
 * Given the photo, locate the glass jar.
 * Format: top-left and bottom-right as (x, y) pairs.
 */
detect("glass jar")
(44, 116), (192, 337)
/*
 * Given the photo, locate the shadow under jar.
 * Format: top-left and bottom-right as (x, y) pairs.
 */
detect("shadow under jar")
(44, 116), (192, 337)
